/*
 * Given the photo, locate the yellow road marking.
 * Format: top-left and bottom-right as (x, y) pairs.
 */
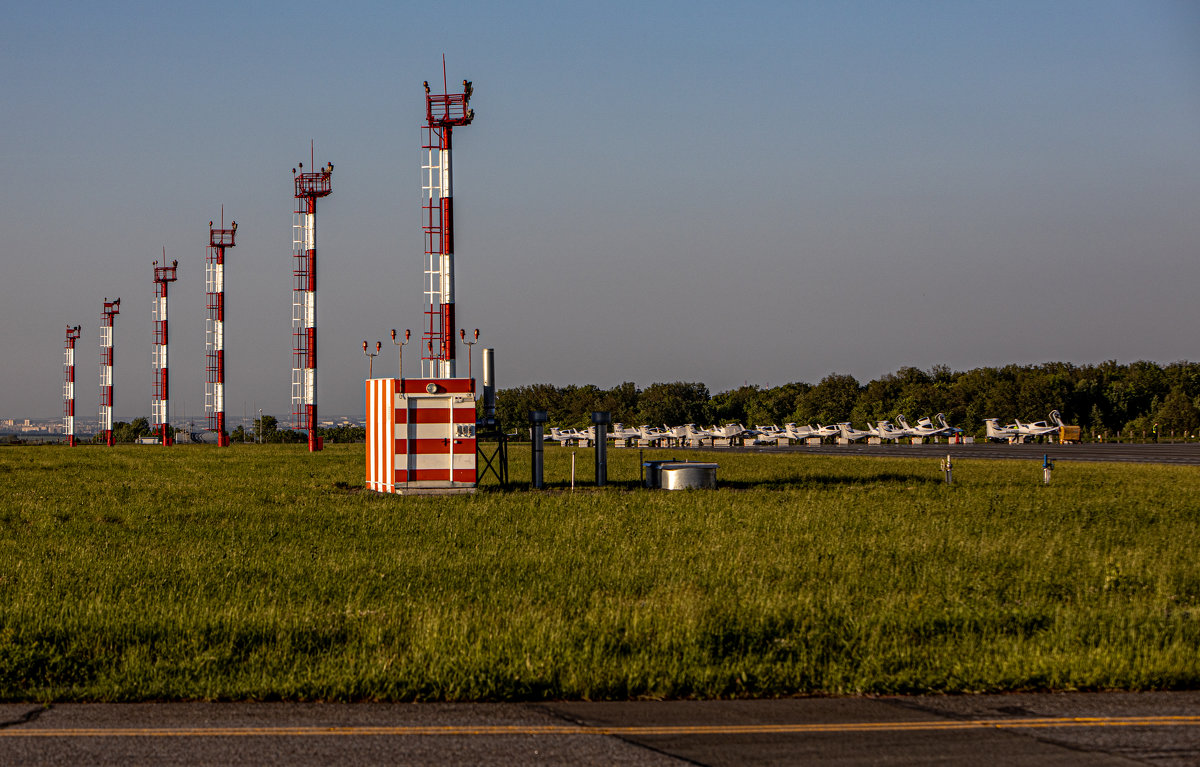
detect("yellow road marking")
(0, 716), (1196, 737)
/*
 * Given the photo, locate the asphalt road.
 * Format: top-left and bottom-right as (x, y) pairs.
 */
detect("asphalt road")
(0, 693), (1196, 765)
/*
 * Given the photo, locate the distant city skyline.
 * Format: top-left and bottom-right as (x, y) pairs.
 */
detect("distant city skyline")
(3, 1), (1198, 420)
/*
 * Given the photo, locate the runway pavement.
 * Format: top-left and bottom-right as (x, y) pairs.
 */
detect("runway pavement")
(713, 440), (1200, 465)
(0, 693), (1196, 765)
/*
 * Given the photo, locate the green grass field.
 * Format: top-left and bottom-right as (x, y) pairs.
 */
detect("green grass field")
(0, 443), (1197, 701)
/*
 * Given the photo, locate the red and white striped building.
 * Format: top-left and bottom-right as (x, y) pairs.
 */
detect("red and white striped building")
(366, 378), (477, 493)
(366, 71), (477, 494)
(99, 298), (120, 447)
(152, 257), (178, 446)
(63, 325), (81, 446)
(206, 219), (237, 446)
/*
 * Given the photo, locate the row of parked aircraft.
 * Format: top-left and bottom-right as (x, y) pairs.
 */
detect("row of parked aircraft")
(547, 411), (1068, 446)
(983, 410), (1067, 442)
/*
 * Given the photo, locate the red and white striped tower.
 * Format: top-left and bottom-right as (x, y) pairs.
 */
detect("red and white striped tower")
(99, 298), (121, 447)
(292, 156), (333, 452)
(152, 255), (179, 446)
(421, 69), (474, 378)
(63, 325), (81, 446)
(206, 218), (237, 447)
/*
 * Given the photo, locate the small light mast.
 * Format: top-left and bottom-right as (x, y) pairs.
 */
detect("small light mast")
(391, 328), (411, 379)
(362, 340), (382, 378)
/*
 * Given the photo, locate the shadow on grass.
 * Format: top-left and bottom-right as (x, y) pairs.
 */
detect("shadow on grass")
(474, 472), (940, 493)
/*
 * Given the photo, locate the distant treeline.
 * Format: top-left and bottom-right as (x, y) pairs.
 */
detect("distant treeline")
(495, 361), (1200, 438)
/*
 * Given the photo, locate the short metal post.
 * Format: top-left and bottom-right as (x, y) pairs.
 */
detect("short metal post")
(592, 411), (611, 487)
(941, 454), (953, 485)
(1043, 454), (1054, 485)
(530, 410), (547, 489)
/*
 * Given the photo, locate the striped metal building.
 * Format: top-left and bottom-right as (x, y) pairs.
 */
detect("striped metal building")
(366, 377), (476, 494)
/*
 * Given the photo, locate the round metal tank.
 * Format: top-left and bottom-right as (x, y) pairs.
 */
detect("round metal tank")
(642, 459), (680, 489)
(660, 462), (718, 490)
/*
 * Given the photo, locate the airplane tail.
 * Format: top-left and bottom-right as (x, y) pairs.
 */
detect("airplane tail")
(1049, 410), (1064, 428)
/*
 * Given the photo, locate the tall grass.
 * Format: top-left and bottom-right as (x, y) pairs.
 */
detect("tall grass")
(0, 443), (1196, 700)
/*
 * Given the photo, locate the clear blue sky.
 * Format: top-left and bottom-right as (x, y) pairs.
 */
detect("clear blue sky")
(3, 1), (1198, 420)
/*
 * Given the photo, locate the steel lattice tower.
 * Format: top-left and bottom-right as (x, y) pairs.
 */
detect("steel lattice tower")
(421, 70), (474, 378)
(152, 256), (179, 446)
(292, 156), (333, 452)
(99, 298), (121, 447)
(63, 325), (81, 446)
(206, 218), (237, 447)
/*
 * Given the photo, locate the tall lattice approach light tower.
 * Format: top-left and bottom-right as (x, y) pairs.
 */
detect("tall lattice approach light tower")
(421, 75), (474, 378)
(63, 325), (81, 446)
(292, 158), (333, 452)
(99, 298), (121, 447)
(152, 257), (179, 445)
(206, 219), (237, 446)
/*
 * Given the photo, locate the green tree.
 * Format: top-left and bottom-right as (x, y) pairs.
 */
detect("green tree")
(710, 385), (762, 425)
(1154, 387), (1199, 435)
(495, 384), (563, 431)
(597, 382), (641, 425)
(794, 373), (860, 425)
(112, 417), (152, 443)
(636, 382), (711, 426)
(254, 415), (279, 443)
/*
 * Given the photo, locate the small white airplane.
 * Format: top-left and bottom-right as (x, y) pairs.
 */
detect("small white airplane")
(637, 425), (673, 445)
(681, 423), (718, 446)
(608, 423), (641, 442)
(550, 426), (593, 445)
(871, 420), (911, 441)
(1014, 416), (1060, 439)
(984, 418), (1021, 442)
(837, 422), (873, 442)
(791, 423), (840, 441)
(711, 423), (758, 442)
(896, 414), (957, 439)
(933, 413), (963, 436)
(754, 424), (786, 439)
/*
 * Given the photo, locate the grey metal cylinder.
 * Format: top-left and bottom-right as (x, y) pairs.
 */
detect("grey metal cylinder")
(591, 411), (611, 487)
(530, 410), (548, 488)
(661, 462), (718, 490)
(482, 348), (496, 422)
